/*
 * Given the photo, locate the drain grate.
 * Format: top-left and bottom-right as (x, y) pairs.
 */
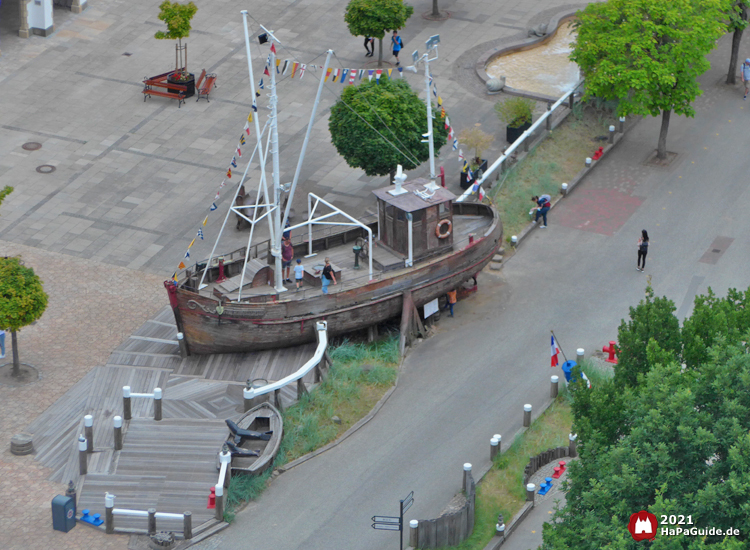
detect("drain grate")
(22, 142), (42, 151)
(36, 165), (56, 174)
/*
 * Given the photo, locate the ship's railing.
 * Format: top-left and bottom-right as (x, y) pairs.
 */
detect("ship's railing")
(242, 321), (328, 401)
(457, 78), (585, 203)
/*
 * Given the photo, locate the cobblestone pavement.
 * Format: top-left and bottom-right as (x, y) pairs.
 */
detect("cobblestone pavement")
(0, 240), (164, 550)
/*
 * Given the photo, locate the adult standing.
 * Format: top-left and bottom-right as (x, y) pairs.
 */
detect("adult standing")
(364, 36), (374, 57)
(0, 328), (5, 359)
(531, 194), (551, 228)
(444, 290), (457, 317)
(637, 230), (649, 271)
(391, 30), (403, 66)
(281, 238), (294, 283)
(743, 58), (750, 100)
(321, 258), (337, 294)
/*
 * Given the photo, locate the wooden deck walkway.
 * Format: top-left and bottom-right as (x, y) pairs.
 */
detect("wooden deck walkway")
(23, 304), (318, 532)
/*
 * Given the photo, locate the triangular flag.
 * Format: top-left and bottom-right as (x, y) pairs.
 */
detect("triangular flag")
(210, 203), (218, 211)
(368, 69), (374, 81)
(227, 168), (232, 178)
(172, 271), (179, 281)
(264, 66), (270, 76)
(398, 67), (403, 77)
(358, 69), (364, 80)
(188, 238), (196, 249)
(432, 86), (437, 97)
(178, 262), (186, 270)
(219, 179), (226, 188)
(441, 107), (446, 118)
(332, 68), (339, 82)
(437, 96), (443, 107)
(255, 89), (261, 97)
(349, 69), (356, 84)
(445, 116), (450, 129)
(270, 43), (276, 54)
(239, 135), (246, 145)
(458, 149), (464, 162)
(375, 69), (382, 82)
(452, 138), (458, 151)
(198, 228), (204, 240)
(259, 78), (264, 89)
(341, 69), (348, 84)
(244, 122), (250, 135)
(299, 64), (306, 78)
(214, 191), (220, 200)
(184, 250), (190, 259)
(231, 157), (237, 168)
(291, 62), (299, 78)
(252, 101), (257, 112)
(275, 59), (280, 73)
(325, 68), (332, 82)
(236, 147), (242, 157)
(266, 54), (271, 66)
(282, 59), (289, 75)
(202, 216), (208, 226)
(387, 69), (393, 79)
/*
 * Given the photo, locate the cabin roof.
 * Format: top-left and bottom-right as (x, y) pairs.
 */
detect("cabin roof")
(372, 178), (456, 213)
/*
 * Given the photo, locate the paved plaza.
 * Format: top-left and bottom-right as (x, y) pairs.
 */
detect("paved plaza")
(3, 0), (750, 549)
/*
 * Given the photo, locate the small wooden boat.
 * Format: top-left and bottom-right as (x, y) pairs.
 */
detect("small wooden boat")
(225, 402), (283, 475)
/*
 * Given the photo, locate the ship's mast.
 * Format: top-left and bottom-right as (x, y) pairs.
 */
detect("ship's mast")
(410, 35), (441, 191)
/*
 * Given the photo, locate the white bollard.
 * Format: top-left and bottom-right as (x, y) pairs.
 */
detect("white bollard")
(84, 414), (94, 453)
(523, 404), (532, 427)
(511, 235), (518, 247)
(618, 116), (626, 132)
(113, 415), (123, 450)
(463, 463), (472, 493)
(585, 157), (592, 167)
(608, 125), (616, 144)
(576, 348), (585, 365)
(78, 435), (88, 475)
(561, 182), (568, 196)
(551, 375), (559, 398)
(105, 493), (115, 534)
(409, 520), (419, 547)
(153, 387), (162, 421)
(123, 386), (132, 420)
(526, 483), (536, 502)
(490, 437), (499, 460)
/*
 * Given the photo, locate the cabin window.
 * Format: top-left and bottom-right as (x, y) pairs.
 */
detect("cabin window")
(411, 210), (423, 222)
(439, 202), (448, 215)
(397, 210), (405, 221)
(386, 204), (395, 217)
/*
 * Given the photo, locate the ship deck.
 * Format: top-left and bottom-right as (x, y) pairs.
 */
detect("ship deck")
(199, 213), (493, 302)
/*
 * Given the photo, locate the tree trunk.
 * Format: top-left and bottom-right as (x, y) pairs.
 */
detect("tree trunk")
(657, 109), (671, 160)
(11, 330), (20, 377)
(378, 38), (383, 67)
(728, 25), (746, 84)
(432, 0), (440, 16)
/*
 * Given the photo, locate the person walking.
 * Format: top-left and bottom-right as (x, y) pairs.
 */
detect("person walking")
(320, 258), (337, 294)
(531, 194), (551, 228)
(443, 289), (457, 317)
(364, 36), (374, 57)
(637, 230), (649, 271)
(0, 329), (5, 359)
(281, 238), (294, 282)
(742, 58), (750, 100)
(391, 30), (403, 66)
(294, 258), (305, 290)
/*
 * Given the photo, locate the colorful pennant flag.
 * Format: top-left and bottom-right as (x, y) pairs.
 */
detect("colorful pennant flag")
(376, 69), (382, 82)
(264, 66), (270, 76)
(551, 335), (561, 367)
(358, 69), (364, 81)
(231, 157), (237, 168)
(188, 238), (196, 249)
(387, 69), (393, 79)
(282, 59), (289, 75)
(210, 203), (218, 211)
(291, 62), (299, 78)
(398, 67), (403, 77)
(270, 43), (276, 54)
(227, 168), (232, 178)
(325, 68), (332, 82)
(239, 135), (246, 145)
(178, 262), (185, 270)
(244, 122), (250, 135)
(299, 64), (306, 78)
(198, 228), (204, 240)
(203, 216), (208, 226)
(368, 69), (374, 81)
(453, 138), (458, 151)
(275, 59), (280, 73)
(184, 250), (190, 259)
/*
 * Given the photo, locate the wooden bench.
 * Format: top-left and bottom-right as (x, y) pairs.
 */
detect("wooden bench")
(142, 71), (188, 107)
(302, 262), (342, 288)
(197, 72), (217, 102)
(142, 87), (185, 107)
(195, 69), (207, 91)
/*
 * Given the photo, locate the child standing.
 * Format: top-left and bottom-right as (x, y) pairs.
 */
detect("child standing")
(391, 30), (403, 66)
(294, 258), (304, 290)
(444, 289), (457, 317)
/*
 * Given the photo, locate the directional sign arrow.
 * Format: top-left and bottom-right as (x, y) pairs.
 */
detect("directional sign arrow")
(372, 516), (400, 524)
(372, 523), (402, 531)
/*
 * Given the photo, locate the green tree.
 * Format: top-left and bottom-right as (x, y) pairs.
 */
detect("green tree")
(0, 257), (48, 377)
(0, 186), (12, 211)
(726, 1), (750, 84)
(154, 0), (198, 74)
(344, 0), (414, 66)
(328, 78), (448, 178)
(613, 285), (682, 388)
(570, 0), (730, 160)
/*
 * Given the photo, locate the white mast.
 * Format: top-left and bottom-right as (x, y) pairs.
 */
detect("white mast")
(411, 35), (441, 191)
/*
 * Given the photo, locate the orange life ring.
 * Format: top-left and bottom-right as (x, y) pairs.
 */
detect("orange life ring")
(436, 219), (452, 239)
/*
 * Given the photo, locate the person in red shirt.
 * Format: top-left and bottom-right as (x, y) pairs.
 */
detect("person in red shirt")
(281, 238), (294, 283)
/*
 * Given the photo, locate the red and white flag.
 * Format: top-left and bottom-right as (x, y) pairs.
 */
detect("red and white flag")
(551, 335), (560, 367)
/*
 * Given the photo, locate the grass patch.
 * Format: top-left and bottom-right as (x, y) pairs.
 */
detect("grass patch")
(490, 103), (618, 242)
(448, 398), (573, 550)
(224, 336), (400, 520)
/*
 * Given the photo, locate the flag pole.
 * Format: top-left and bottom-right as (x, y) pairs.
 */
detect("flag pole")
(551, 330), (568, 363)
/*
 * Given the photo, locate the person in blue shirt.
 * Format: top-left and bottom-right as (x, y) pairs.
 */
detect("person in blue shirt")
(391, 30), (403, 66)
(742, 58), (750, 100)
(531, 194), (551, 228)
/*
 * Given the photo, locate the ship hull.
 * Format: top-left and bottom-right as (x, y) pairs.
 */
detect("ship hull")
(167, 204), (502, 354)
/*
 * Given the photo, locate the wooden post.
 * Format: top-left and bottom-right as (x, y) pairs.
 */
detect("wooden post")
(183, 511), (192, 539)
(462, 463), (472, 494)
(367, 325), (378, 343)
(409, 520), (419, 547)
(177, 332), (188, 358)
(274, 389), (284, 412)
(569, 93), (574, 109)
(154, 388), (163, 421)
(526, 483), (536, 502)
(297, 378), (308, 399)
(113, 416), (123, 451)
(123, 386), (132, 420)
(399, 290), (414, 356)
(569, 433), (578, 458)
(78, 436), (88, 475)
(105, 493), (115, 534)
(84, 415), (94, 453)
(490, 437), (499, 460)
(523, 404), (532, 427)
(214, 484), (224, 521)
(148, 508), (156, 535)
(550, 375), (559, 398)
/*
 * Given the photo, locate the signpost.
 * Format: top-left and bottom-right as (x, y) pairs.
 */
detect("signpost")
(371, 491), (415, 550)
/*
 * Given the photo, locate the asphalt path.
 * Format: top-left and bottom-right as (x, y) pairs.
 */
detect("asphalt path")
(202, 43), (750, 550)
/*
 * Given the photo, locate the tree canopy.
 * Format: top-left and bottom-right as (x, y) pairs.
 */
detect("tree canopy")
(543, 285), (750, 549)
(0, 186), (12, 212)
(328, 78), (448, 177)
(570, 0), (730, 159)
(154, 0), (197, 41)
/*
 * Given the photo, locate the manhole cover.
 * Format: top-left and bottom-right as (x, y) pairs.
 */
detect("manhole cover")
(36, 165), (56, 174)
(22, 142), (42, 151)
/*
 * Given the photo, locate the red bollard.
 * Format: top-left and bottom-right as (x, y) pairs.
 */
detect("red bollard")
(552, 460), (566, 479)
(603, 341), (618, 364)
(207, 486), (216, 509)
(439, 166), (445, 188)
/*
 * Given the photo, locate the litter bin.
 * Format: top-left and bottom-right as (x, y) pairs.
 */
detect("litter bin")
(561, 360), (590, 387)
(51, 495), (76, 532)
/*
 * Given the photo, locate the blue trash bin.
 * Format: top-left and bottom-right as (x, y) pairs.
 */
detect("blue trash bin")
(561, 360), (576, 382)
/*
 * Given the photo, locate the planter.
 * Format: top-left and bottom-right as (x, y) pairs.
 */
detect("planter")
(506, 121), (531, 144)
(168, 73), (195, 98)
(460, 159), (488, 190)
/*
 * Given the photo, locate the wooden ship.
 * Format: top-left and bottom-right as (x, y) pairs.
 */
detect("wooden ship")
(164, 27), (502, 355)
